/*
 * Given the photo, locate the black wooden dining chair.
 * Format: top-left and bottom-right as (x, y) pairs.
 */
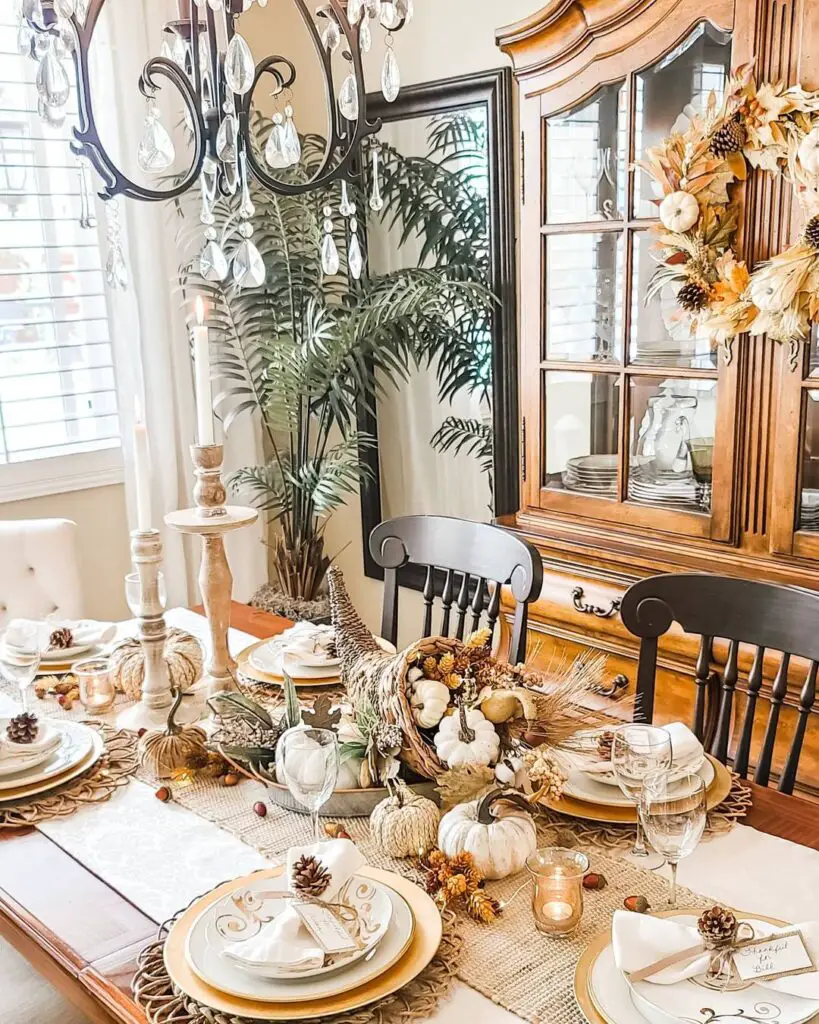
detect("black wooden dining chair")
(369, 515), (543, 664)
(620, 572), (819, 794)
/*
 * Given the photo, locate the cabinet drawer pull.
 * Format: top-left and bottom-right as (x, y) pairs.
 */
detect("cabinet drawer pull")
(571, 586), (622, 619)
(592, 673), (630, 699)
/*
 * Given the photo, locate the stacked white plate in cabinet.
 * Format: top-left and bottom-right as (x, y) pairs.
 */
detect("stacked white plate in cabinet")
(0, 720), (104, 803)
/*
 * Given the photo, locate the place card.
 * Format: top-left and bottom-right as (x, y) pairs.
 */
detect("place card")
(294, 903), (359, 955)
(734, 930), (817, 983)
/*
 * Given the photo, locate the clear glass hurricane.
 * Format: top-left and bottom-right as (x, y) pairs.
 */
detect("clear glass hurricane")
(611, 723), (672, 860)
(0, 621), (42, 712)
(125, 571), (166, 617)
(276, 726), (339, 842)
(640, 768), (706, 907)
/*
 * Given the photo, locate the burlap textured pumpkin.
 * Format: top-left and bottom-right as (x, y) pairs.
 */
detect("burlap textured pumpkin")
(110, 629), (203, 701)
(139, 690), (208, 779)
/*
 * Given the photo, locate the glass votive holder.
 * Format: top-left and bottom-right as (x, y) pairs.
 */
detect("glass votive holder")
(73, 658), (116, 715)
(526, 847), (589, 938)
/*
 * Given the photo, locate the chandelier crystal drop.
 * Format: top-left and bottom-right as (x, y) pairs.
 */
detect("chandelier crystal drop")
(369, 145), (384, 212)
(18, 0), (412, 289)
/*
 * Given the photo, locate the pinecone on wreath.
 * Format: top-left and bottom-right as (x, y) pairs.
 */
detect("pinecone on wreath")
(48, 626), (74, 651)
(678, 280), (710, 313)
(292, 855), (332, 898)
(6, 712), (39, 744)
(697, 905), (738, 946)
(804, 216), (819, 251)
(710, 115), (746, 159)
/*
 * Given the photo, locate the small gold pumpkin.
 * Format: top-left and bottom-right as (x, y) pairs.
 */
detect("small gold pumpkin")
(110, 629), (203, 701)
(138, 690), (208, 779)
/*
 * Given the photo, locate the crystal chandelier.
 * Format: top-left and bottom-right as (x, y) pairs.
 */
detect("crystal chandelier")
(17, 0), (412, 288)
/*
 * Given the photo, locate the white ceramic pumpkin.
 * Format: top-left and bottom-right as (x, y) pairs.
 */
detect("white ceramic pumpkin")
(438, 790), (537, 879)
(275, 728), (332, 788)
(798, 127), (819, 175)
(335, 755), (364, 790)
(434, 706), (499, 767)
(410, 678), (450, 728)
(659, 190), (700, 233)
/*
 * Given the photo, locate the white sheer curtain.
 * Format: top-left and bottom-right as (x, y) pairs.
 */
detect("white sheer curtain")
(95, 0), (266, 606)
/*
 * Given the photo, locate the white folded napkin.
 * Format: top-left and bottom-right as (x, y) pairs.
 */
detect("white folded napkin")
(223, 839), (366, 975)
(0, 718), (60, 760)
(268, 622), (338, 668)
(4, 618), (116, 653)
(584, 722), (703, 775)
(612, 910), (819, 999)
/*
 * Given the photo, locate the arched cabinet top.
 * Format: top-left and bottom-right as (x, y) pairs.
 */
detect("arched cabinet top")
(496, 0), (735, 96)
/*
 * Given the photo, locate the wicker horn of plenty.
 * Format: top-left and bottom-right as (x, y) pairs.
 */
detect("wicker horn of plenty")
(328, 566), (446, 780)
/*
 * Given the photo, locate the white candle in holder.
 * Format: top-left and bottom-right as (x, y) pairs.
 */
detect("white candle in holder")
(133, 398), (152, 532)
(193, 295), (214, 446)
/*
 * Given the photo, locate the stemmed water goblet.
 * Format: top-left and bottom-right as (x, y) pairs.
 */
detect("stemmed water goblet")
(0, 621), (42, 712)
(611, 723), (672, 860)
(639, 769), (707, 907)
(276, 726), (339, 842)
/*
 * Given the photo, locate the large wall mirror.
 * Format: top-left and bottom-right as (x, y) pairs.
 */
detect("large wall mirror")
(358, 68), (517, 585)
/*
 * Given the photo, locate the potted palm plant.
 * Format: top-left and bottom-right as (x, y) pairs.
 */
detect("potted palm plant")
(178, 122), (491, 618)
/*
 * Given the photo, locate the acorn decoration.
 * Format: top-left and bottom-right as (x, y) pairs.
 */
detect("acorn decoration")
(583, 872), (608, 891)
(48, 627), (74, 651)
(292, 855), (331, 898)
(624, 895), (650, 914)
(6, 712), (39, 744)
(697, 905), (738, 946)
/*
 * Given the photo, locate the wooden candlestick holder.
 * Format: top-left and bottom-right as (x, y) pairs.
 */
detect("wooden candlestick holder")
(165, 444), (258, 697)
(117, 529), (175, 731)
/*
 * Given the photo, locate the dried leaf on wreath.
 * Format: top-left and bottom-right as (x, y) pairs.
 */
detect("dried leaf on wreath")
(302, 694), (341, 731)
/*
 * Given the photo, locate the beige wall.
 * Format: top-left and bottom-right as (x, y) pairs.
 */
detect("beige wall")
(0, 485), (131, 621)
(242, 1), (535, 644)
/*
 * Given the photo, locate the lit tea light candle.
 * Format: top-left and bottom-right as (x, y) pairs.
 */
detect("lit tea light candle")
(527, 848), (589, 938)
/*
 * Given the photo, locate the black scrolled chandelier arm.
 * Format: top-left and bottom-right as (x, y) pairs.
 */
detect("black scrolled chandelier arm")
(66, 0), (206, 202)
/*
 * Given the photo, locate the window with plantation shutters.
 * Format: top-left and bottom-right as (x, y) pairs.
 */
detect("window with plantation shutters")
(0, 4), (122, 496)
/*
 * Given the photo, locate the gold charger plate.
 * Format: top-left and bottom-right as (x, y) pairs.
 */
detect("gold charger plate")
(574, 907), (792, 1024)
(539, 755), (732, 824)
(236, 639), (341, 688)
(0, 726), (105, 803)
(164, 866), (442, 1021)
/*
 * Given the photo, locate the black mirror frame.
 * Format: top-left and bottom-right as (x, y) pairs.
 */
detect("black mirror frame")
(357, 66), (518, 590)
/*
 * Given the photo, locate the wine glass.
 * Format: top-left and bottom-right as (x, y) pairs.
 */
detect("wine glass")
(640, 769), (707, 907)
(1, 622), (42, 712)
(276, 727), (339, 842)
(125, 571), (166, 617)
(611, 724), (672, 859)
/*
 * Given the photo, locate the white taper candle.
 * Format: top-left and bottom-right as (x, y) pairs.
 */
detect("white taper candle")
(193, 295), (214, 446)
(133, 398), (152, 532)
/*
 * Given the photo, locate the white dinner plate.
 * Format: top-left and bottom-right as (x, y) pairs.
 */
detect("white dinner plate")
(563, 757), (714, 807)
(627, 914), (819, 1024)
(40, 641), (96, 661)
(219, 874), (393, 980)
(249, 636), (394, 681)
(0, 720), (96, 793)
(185, 876), (414, 1003)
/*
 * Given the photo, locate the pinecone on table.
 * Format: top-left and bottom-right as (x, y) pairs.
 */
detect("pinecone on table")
(48, 627), (74, 651)
(596, 730), (615, 761)
(678, 280), (709, 313)
(804, 216), (819, 251)
(710, 116), (746, 159)
(292, 855), (332, 898)
(6, 712), (39, 745)
(697, 905), (738, 946)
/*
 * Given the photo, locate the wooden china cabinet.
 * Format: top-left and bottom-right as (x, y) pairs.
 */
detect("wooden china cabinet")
(495, 0), (819, 793)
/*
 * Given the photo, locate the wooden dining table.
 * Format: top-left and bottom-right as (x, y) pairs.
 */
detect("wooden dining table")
(0, 604), (817, 1024)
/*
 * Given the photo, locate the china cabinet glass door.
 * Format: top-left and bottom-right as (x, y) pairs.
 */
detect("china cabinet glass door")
(535, 24), (736, 540)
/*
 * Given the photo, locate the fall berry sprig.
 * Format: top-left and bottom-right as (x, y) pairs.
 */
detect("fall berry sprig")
(420, 848), (502, 924)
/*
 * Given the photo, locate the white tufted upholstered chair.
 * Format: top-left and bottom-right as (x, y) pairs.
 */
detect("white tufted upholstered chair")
(0, 518), (83, 630)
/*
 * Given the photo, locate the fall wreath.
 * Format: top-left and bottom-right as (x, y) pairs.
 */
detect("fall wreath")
(638, 64), (819, 365)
